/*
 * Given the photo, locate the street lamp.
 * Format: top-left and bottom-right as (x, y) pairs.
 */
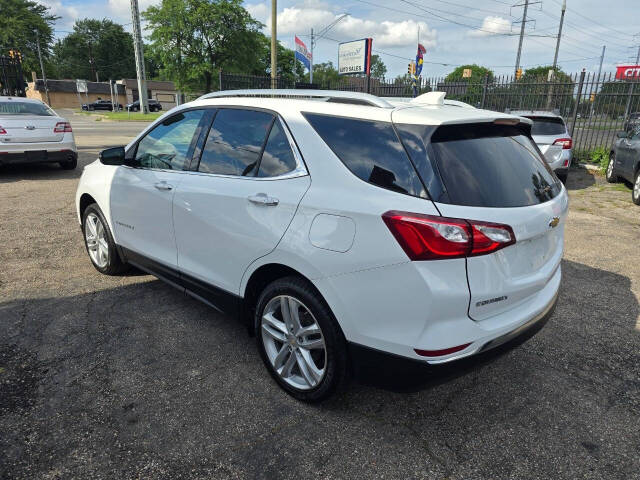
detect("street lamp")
(310, 13), (349, 83)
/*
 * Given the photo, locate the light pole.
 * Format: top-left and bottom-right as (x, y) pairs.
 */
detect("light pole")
(271, 0), (277, 89)
(309, 13), (349, 84)
(130, 0), (149, 114)
(546, 0), (566, 109)
(514, 0), (529, 77)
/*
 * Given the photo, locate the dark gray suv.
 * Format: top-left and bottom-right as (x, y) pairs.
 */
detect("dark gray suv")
(606, 125), (640, 205)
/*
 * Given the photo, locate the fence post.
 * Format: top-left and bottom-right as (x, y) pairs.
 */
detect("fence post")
(480, 74), (488, 109)
(570, 69), (586, 140)
(218, 69), (223, 91)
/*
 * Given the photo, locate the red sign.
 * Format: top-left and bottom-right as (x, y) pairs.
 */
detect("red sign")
(616, 65), (640, 80)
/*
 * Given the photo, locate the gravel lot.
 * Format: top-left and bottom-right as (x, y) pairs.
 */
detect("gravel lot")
(1, 112), (639, 479)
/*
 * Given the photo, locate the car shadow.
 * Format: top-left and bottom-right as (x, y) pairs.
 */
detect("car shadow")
(565, 166), (596, 191)
(0, 148), (99, 184)
(1, 259), (638, 478)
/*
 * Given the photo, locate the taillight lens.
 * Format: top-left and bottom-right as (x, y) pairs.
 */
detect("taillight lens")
(382, 211), (515, 260)
(553, 137), (572, 149)
(0, 126), (6, 134)
(54, 122), (72, 133)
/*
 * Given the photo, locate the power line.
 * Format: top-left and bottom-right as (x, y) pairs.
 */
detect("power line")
(547, 0), (635, 40)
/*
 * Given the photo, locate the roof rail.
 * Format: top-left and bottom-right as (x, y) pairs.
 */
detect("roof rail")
(197, 89), (393, 108)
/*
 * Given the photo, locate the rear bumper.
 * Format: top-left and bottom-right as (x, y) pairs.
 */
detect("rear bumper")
(0, 148), (77, 166)
(547, 149), (572, 171)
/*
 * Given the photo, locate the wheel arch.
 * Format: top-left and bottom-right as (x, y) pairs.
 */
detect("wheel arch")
(79, 193), (97, 220)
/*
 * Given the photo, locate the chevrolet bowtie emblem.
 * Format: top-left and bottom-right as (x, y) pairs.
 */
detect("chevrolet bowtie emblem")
(549, 217), (560, 228)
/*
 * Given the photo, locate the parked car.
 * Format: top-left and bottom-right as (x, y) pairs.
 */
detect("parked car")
(81, 99), (122, 111)
(76, 90), (567, 401)
(624, 112), (640, 132)
(606, 125), (640, 205)
(511, 111), (572, 183)
(126, 99), (162, 112)
(0, 96), (77, 169)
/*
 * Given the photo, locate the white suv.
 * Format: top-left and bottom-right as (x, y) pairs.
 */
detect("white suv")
(75, 90), (567, 401)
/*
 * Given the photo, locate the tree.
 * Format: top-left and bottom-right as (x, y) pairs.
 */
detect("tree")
(594, 79), (640, 119)
(369, 55), (386, 79)
(51, 19), (136, 81)
(302, 61), (340, 85)
(0, 0), (57, 74)
(144, 0), (263, 93)
(250, 34), (304, 84)
(445, 64), (494, 83)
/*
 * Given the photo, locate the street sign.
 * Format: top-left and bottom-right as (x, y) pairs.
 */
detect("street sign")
(338, 38), (372, 75)
(76, 79), (88, 93)
(462, 68), (472, 78)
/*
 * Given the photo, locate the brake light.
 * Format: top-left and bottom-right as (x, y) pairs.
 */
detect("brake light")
(553, 137), (572, 149)
(0, 126), (6, 134)
(415, 343), (471, 357)
(54, 122), (72, 133)
(382, 211), (515, 260)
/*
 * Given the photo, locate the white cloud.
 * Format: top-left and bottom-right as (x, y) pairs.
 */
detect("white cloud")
(106, 0), (160, 22)
(38, 0), (80, 31)
(246, 3), (437, 49)
(469, 16), (512, 37)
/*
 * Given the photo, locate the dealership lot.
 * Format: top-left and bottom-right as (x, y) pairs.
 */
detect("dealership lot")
(1, 112), (639, 479)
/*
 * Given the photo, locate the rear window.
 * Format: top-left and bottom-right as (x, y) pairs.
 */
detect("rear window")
(0, 101), (54, 116)
(527, 116), (566, 135)
(425, 123), (562, 207)
(303, 113), (427, 198)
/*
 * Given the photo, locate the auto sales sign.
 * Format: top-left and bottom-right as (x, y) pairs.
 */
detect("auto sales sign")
(338, 38), (373, 75)
(615, 65), (640, 80)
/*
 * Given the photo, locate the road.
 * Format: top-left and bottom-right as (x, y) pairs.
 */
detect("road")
(1, 112), (639, 479)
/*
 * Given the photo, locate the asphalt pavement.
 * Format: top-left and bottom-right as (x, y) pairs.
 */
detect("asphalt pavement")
(1, 113), (639, 479)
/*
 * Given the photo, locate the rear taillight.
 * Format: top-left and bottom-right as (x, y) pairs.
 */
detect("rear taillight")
(553, 137), (572, 149)
(382, 211), (515, 261)
(0, 126), (6, 134)
(54, 122), (72, 133)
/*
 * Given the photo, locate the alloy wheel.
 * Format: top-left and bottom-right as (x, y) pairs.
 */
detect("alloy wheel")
(85, 213), (109, 268)
(261, 295), (327, 390)
(634, 173), (640, 201)
(607, 155), (615, 178)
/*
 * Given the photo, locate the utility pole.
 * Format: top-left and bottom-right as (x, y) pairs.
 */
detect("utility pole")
(309, 14), (349, 86)
(596, 45), (606, 80)
(271, 0), (277, 89)
(130, 0), (149, 114)
(35, 31), (51, 106)
(514, 0), (529, 77)
(545, 0), (566, 109)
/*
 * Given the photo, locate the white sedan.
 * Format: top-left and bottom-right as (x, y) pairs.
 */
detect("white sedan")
(0, 97), (77, 169)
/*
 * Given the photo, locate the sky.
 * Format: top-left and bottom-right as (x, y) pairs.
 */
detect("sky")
(40, 0), (640, 79)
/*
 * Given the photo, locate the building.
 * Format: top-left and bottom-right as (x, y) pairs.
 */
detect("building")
(26, 78), (179, 110)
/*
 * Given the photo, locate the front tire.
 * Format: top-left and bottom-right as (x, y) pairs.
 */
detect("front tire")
(255, 276), (348, 402)
(82, 204), (129, 275)
(606, 152), (619, 183)
(633, 170), (640, 205)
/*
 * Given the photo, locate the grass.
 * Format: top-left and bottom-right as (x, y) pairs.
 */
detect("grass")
(77, 110), (162, 122)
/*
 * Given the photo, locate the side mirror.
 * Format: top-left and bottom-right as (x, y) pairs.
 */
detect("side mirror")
(99, 146), (126, 165)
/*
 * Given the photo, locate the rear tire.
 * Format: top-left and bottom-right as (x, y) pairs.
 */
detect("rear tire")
(633, 170), (640, 205)
(255, 276), (348, 402)
(82, 203), (129, 275)
(606, 152), (619, 183)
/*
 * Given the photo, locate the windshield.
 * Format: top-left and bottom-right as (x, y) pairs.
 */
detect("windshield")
(0, 101), (55, 116)
(527, 116), (566, 136)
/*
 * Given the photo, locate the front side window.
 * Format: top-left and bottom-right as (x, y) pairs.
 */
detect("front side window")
(303, 113), (427, 198)
(135, 110), (205, 170)
(198, 109), (274, 176)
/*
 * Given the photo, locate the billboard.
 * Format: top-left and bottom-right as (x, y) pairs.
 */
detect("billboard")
(338, 38), (372, 75)
(615, 65), (640, 80)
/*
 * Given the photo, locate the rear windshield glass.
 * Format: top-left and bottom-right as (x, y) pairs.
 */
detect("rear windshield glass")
(527, 116), (566, 135)
(0, 102), (54, 116)
(416, 123), (561, 208)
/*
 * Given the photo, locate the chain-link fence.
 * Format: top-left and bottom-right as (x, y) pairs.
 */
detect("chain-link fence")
(219, 71), (640, 155)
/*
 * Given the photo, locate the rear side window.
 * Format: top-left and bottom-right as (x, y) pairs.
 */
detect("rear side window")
(527, 116), (566, 136)
(257, 120), (297, 177)
(426, 123), (561, 207)
(303, 113), (427, 198)
(198, 109), (274, 176)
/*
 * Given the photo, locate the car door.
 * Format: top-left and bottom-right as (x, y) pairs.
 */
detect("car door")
(617, 129), (636, 181)
(110, 109), (209, 276)
(173, 107), (310, 301)
(624, 127), (640, 180)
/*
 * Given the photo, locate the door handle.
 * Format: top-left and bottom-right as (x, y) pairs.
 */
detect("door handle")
(248, 193), (279, 206)
(154, 181), (173, 191)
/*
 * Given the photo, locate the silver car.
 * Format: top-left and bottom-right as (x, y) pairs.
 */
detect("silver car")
(512, 111), (572, 183)
(0, 97), (78, 169)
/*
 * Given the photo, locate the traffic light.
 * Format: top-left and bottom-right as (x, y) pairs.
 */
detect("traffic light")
(515, 68), (523, 80)
(408, 61), (416, 75)
(590, 93), (595, 102)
